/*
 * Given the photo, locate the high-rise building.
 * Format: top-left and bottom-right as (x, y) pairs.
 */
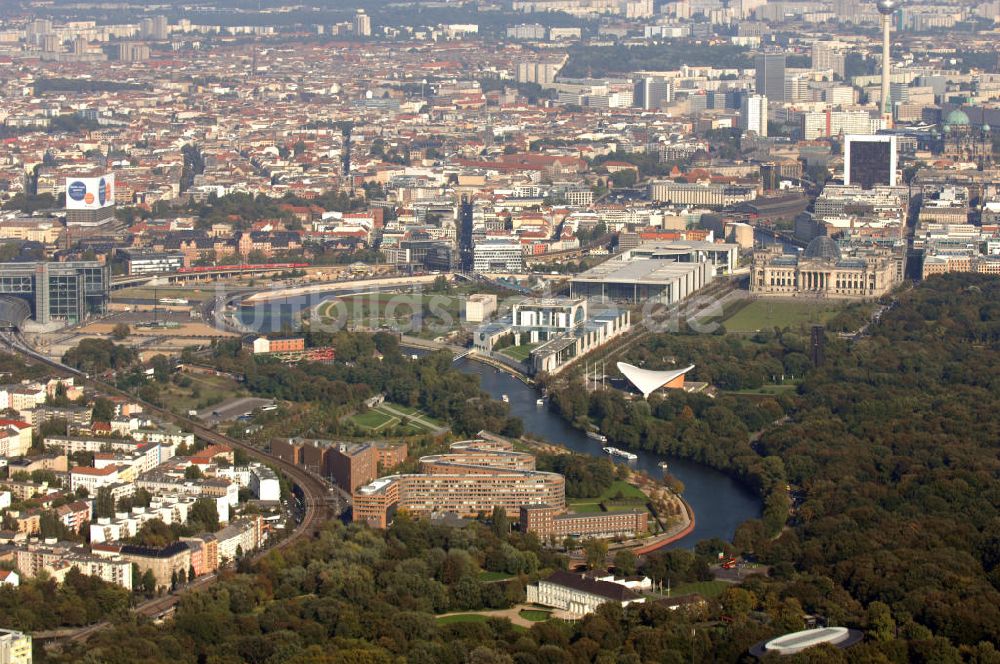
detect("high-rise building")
(151, 15), (169, 40)
(801, 110), (882, 140)
(64, 174), (117, 226)
(811, 41), (847, 78)
(755, 52), (786, 102)
(354, 10), (372, 37)
(516, 60), (563, 86)
(784, 74), (811, 102)
(633, 77), (672, 110)
(117, 42), (151, 62)
(844, 134), (898, 188)
(741, 94), (768, 136)
(507, 23), (546, 40)
(0, 628), (32, 664)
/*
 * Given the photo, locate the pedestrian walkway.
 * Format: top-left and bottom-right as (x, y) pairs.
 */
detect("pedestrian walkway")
(436, 604), (565, 628)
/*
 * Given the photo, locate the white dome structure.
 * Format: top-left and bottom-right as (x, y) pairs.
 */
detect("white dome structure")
(617, 362), (694, 399)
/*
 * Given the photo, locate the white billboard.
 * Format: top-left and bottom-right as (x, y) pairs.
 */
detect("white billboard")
(65, 174), (115, 210)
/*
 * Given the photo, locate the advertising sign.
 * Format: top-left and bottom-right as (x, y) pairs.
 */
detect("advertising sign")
(65, 174), (115, 210)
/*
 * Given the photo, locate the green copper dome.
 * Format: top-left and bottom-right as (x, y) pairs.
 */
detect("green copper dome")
(944, 109), (970, 128)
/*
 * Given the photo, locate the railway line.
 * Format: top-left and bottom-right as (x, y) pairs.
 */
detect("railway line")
(0, 332), (339, 643)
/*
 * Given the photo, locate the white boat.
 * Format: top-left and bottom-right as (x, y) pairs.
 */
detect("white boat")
(501, 394), (509, 403)
(536, 398), (544, 406)
(586, 431), (608, 443)
(658, 461), (670, 470)
(602, 446), (638, 461)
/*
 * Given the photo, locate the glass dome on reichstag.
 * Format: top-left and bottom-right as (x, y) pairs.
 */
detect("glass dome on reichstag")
(803, 236), (841, 261)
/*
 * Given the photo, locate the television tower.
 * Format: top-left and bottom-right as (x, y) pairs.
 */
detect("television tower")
(876, 0), (900, 126)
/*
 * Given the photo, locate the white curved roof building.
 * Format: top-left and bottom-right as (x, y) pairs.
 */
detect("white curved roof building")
(616, 362), (694, 399)
(749, 626), (864, 658)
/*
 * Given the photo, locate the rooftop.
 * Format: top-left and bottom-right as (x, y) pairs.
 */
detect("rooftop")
(572, 258), (707, 285)
(542, 570), (641, 602)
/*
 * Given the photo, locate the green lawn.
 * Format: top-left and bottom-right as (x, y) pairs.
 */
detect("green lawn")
(567, 480), (648, 514)
(161, 373), (248, 414)
(350, 409), (397, 430)
(500, 343), (539, 362)
(589, 480), (647, 503)
(478, 571), (515, 582)
(316, 292), (465, 337)
(383, 403), (422, 417)
(348, 402), (445, 435)
(518, 610), (552, 622)
(723, 299), (846, 333)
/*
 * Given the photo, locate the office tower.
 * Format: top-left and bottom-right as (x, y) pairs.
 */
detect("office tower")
(516, 61), (562, 86)
(739, 0), (767, 18)
(812, 41), (846, 78)
(741, 94), (768, 136)
(151, 15), (169, 40)
(755, 53), (786, 102)
(785, 74), (811, 102)
(40, 34), (61, 52)
(27, 19), (52, 37)
(118, 42), (151, 62)
(844, 134), (898, 188)
(633, 77), (672, 110)
(876, 0), (899, 122)
(354, 10), (372, 37)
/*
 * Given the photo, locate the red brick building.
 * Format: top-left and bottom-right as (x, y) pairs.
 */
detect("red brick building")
(519, 504), (648, 539)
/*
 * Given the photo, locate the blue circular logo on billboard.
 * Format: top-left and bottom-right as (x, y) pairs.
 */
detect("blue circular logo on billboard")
(98, 178), (107, 206)
(68, 181), (87, 201)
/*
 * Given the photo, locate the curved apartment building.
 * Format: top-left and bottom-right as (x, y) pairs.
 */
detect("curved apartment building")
(354, 439), (565, 528)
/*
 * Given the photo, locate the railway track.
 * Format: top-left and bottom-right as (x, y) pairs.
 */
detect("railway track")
(0, 333), (337, 643)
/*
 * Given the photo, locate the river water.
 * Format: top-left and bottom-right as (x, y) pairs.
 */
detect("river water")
(454, 359), (761, 548)
(238, 293), (762, 547)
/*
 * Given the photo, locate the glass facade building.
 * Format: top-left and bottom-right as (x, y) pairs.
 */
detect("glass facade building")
(755, 53), (786, 102)
(844, 135), (898, 189)
(0, 261), (109, 324)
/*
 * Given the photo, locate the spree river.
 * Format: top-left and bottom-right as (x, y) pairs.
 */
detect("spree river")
(453, 358), (761, 548)
(237, 293), (762, 547)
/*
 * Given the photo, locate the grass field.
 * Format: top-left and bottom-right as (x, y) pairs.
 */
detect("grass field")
(591, 480), (648, 502)
(568, 480), (648, 514)
(723, 299), (846, 333)
(316, 292), (465, 337)
(478, 571), (515, 582)
(499, 343), (538, 362)
(161, 373), (247, 414)
(351, 409), (397, 429)
(518, 610), (552, 622)
(347, 402), (445, 435)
